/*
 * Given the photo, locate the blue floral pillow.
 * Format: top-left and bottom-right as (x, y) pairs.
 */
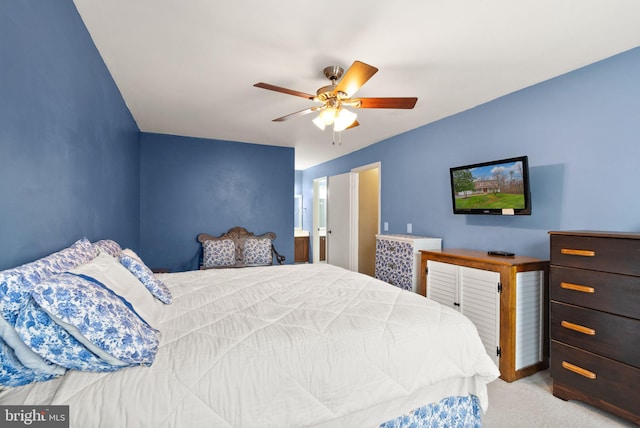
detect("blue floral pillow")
(18, 238), (96, 289)
(0, 274), (24, 325)
(242, 238), (272, 266)
(202, 239), (236, 268)
(93, 239), (122, 257)
(119, 254), (172, 304)
(26, 272), (160, 367)
(15, 299), (119, 372)
(1, 338), (59, 387)
(0, 238), (96, 325)
(0, 316), (65, 377)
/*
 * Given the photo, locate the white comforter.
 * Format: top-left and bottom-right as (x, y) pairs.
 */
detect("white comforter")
(1, 263), (499, 427)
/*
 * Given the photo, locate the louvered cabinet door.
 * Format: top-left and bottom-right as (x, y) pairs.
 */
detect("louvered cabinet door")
(459, 266), (501, 366)
(426, 260), (458, 308)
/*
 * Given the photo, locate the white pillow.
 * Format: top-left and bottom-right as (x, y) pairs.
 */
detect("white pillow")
(72, 252), (165, 327)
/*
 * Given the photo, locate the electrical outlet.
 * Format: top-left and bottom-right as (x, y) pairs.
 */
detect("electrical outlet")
(407, 223), (412, 234)
(384, 222), (389, 231)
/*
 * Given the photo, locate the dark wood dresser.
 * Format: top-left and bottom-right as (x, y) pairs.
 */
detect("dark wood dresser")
(549, 231), (640, 424)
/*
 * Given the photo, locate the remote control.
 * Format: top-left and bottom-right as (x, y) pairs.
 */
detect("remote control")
(487, 250), (515, 257)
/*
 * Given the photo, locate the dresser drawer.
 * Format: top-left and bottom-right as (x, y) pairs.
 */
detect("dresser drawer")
(550, 234), (640, 276)
(375, 255), (405, 285)
(551, 302), (640, 367)
(551, 341), (640, 418)
(550, 266), (639, 318)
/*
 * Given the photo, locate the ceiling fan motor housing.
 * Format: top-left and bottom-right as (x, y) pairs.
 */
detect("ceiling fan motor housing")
(315, 65), (344, 100)
(323, 65), (344, 82)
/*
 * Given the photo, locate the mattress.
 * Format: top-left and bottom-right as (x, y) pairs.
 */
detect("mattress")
(0, 263), (499, 427)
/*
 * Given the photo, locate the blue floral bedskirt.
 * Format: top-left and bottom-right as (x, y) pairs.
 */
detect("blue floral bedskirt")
(379, 395), (481, 428)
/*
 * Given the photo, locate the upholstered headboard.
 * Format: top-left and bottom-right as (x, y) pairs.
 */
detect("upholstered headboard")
(197, 226), (284, 269)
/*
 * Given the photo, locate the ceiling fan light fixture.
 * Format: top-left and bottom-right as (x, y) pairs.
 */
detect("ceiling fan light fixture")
(312, 115), (326, 130)
(333, 108), (357, 132)
(313, 106), (337, 130)
(321, 108), (336, 125)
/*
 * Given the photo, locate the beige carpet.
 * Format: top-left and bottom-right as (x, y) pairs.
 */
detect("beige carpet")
(482, 370), (636, 427)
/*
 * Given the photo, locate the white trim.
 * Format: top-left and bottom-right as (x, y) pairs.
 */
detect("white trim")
(348, 172), (359, 271)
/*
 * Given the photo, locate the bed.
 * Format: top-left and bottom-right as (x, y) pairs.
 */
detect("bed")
(0, 238), (499, 427)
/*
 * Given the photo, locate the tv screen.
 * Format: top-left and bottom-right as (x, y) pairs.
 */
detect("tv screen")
(450, 155), (531, 215)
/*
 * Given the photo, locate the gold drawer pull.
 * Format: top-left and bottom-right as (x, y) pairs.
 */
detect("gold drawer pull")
(561, 248), (595, 257)
(561, 320), (596, 336)
(560, 282), (595, 294)
(562, 361), (596, 379)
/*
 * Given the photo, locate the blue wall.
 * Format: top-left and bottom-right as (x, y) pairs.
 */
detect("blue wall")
(302, 47), (640, 260)
(2, 0), (637, 271)
(139, 133), (295, 271)
(0, 1), (140, 270)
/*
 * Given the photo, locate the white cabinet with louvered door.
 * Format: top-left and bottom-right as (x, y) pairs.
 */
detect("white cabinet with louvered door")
(421, 248), (549, 382)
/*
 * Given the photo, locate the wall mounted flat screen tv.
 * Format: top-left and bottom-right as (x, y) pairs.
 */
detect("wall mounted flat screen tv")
(450, 155), (531, 215)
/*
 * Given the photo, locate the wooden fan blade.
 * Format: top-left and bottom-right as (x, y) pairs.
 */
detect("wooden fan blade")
(254, 82), (315, 100)
(353, 97), (418, 109)
(346, 120), (359, 130)
(273, 106), (321, 122)
(334, 61), (378, 98)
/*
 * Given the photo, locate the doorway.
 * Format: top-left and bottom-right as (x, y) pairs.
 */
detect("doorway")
(312, 177), (327, 264)
(353, 163), (380, 276)
(311, 163), (380, 274)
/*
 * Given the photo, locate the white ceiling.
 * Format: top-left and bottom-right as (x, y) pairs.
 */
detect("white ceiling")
(73, 0), (640, 169)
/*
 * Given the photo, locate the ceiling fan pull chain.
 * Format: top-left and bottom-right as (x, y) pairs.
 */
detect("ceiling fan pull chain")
(332, 129), (342, 146)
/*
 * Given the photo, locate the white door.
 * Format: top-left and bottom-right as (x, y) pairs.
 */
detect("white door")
(326, 172), (358, 271)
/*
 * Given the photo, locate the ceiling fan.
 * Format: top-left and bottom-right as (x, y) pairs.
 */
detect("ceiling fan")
(254, 60), (418, 132)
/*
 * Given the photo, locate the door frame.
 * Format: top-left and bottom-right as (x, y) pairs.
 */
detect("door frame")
(351, 162), (381, 275)
(311, 162), (382, 268)
(351, 161), (381, 236)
